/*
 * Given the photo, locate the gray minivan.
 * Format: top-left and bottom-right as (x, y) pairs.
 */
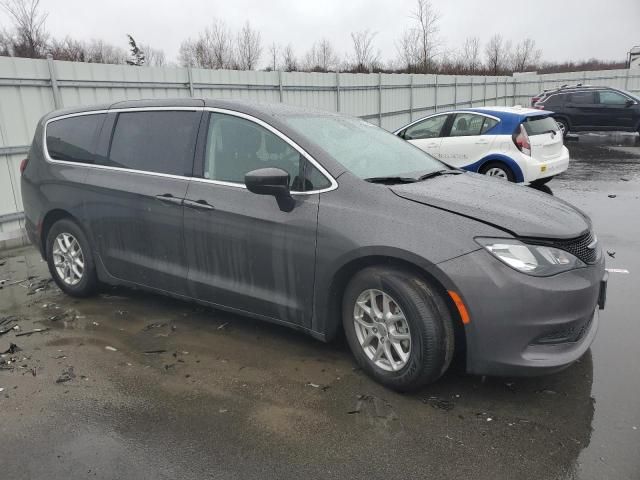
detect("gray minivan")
(21, 99), (607, 391)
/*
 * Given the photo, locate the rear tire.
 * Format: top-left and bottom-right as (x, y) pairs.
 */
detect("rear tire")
(46, 218), (98, 297)
(556, 118), (569, 137)
(342, 266), (454, 392)
(479, 161), (515, 182)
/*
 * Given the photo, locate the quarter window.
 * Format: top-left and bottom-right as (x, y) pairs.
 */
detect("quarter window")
(46, 114), (105, 163)
(404, 115), (448, 140)
(107, 111), (200, 176)
(480, 117), (499, 134)
(204, 113), (330, 191)
(598, 91), (628, 105)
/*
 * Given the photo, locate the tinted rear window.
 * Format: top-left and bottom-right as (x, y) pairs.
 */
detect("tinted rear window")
(522, 116), (559, 135)
(46, 114), (105, 163)
(568, 91), (596, 104)
(107, 111), (200, 176)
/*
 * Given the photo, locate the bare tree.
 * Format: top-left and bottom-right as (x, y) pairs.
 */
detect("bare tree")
(235, 21), (261, 70)
(396, 28), (420, 72)
(350, 30), (380, 73)
(178, 20), (234, 69)
(0, 0), (48, 58)
(0, 30), (13, 56)
(303, 39), (339, 72)
(461, 36), (481, 73)
(267, 42), (279, 70)
(411, 0), (440, 72)
(141, 44), (166, 67)
(484, 34), (512, 75)
(48, 36), (86, 61)
(86, 39), (127, 64)
(511, 38), (542, 72)
(281, 43), (298, 72)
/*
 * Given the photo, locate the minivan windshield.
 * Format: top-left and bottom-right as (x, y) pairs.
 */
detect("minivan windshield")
(283, 115), (447, 180)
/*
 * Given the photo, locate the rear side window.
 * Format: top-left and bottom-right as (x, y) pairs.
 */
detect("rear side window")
(522, 116), (559, 135)
(46, 114), (105, 163)
(107, 111), (200, 176)
(450, 113), (485, 137)
(568, 91), (596, 104)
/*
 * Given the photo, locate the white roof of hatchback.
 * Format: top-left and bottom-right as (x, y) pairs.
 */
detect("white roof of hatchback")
(472, 106), (542, 115)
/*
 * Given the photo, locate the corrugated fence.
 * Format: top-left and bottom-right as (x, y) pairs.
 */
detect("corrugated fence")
(1, 55), (639, 243)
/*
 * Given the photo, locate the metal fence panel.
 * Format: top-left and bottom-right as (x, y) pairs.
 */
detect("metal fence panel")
(1, 55), (639, 237)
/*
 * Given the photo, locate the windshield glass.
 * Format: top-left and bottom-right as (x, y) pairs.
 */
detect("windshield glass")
(283, 115), (446, 179)
(619, 89), (640, 102)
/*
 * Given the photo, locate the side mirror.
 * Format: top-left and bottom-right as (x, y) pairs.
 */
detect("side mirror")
(626, 99), (636, 107)
(245, 167), (291, 198)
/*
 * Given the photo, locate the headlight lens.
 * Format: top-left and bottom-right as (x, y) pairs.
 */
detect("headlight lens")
(476, 237), (585, 276)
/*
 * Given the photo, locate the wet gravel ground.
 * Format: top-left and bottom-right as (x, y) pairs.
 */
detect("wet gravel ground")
(1, 132), (639, 480)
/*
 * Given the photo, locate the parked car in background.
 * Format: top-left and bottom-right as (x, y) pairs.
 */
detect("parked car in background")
(394, 107), (569, 186)
(533, 85), (640, 136)
(21, 99), (606, 391)
(529, 83), (591, 107)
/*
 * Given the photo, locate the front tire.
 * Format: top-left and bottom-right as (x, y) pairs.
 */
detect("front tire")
(46, 218), (98, 297)
(342, 266), (454, 392)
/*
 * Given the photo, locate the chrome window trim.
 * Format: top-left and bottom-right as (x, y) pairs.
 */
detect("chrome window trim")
(42, 106), (338, 196)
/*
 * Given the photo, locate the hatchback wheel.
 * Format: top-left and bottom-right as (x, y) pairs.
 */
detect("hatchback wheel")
(46, 219), (98, 297)
(479, 161), (515, 182)
(556, 119), (569, 137)
(342, 266), (454, 392)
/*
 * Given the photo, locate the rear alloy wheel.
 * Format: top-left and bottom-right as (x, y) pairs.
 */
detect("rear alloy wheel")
(479, 161), (515, 182)
(343, 266), (454, 392)
(556, 119), (569, 137)
(46, 218), (98, 297)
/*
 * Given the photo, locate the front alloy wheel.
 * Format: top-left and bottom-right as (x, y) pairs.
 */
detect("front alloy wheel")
(353, 289), (411, 372)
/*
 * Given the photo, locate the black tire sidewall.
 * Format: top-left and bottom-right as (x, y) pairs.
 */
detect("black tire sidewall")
(480, 161), (515, 182)
(46, 219), (97, 297)
(556, 118), (569, 137)
(342, 267), (453, 391)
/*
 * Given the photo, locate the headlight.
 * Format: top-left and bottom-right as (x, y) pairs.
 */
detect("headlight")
(476, 237), (585, 276)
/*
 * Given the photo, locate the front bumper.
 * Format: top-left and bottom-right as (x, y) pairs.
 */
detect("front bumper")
(522, 146), (570, 183)
(438, 247), (605, 376)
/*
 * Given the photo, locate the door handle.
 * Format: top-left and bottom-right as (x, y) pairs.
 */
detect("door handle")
(184, 199), (215, 211)
(155, 193), (183, 205)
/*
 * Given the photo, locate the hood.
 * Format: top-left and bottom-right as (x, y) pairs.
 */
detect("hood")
(390, 173), (590, 240)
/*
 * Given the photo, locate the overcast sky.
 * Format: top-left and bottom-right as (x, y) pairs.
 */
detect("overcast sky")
(3, 0), (639, 66)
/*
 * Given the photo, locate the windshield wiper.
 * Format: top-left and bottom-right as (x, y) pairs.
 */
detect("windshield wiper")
(364, 176), (418, 184)
(416, 169), (463, 181)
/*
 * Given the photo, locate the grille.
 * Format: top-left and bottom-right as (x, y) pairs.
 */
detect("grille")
(529, 231), (598, 264)
(551, 231), (598, 264)
(534, 314), (593, 345)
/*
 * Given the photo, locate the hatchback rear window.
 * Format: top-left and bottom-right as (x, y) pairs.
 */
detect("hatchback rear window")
(522, 116), (558, 136)
(46, 114), (105, 163)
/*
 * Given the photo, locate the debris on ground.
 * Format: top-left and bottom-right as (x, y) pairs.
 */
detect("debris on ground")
(217, 322), (229, 330)
(142, 322), (167, 331)
(536, 389), (558, 395)
(608, 194), (617, 198)
(142, 349), (167, 354)
(306, 382), (320, 388)
(55, 366), (76, 384)
(15, 328), (49, 337)
(607, 250), (616, 258)
(1, 343), (21, 355)
(26, 277), (54, 295)
(422, 396), (455, 411)
(105, 346), (118, 352)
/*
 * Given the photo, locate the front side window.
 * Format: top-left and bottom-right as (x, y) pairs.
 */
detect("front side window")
(107, 111), (200, 176)
(404, 115), (448, 140)
(46, 114), (105, 163)
(450, 113), (485, 137)
(204, 113), (330, 191)
(284, 114), (445, 180)
(598, 90), (628, 105)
